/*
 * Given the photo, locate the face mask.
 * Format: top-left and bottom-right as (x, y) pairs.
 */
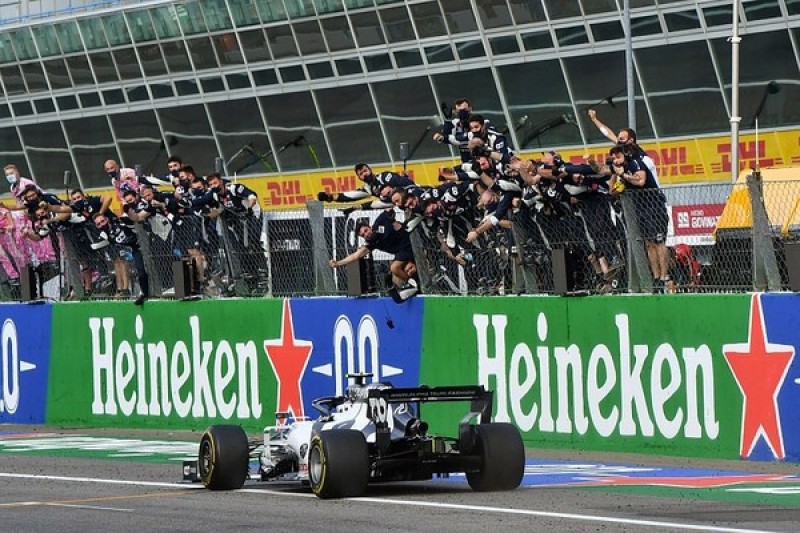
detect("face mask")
(5, 174), (17, 184)
(174, 179), (190, 195)
(457, 109), (470, 122)
(107, 171), (119, 179)
(170, 170), (180, 177)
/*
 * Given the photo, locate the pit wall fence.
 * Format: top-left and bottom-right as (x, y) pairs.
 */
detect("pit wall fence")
(2, 293), (799, 463)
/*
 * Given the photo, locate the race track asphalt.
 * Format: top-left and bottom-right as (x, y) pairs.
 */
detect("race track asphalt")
(1, 425), (799, 533)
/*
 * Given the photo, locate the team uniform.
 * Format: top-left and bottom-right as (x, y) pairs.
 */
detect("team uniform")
(621, 157), (669, 243)
(167, 179), (204, 255)
(364, 210), (414, 263)
(69, 195), (114, 278)
(328, 171), (415, 209)
(439, 114), (494, 163)
(92, 217), (150, 299)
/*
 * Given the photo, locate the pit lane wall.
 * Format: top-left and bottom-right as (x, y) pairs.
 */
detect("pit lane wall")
(2, 294), (800, 462)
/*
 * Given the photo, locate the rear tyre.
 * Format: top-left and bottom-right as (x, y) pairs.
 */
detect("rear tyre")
(466, 422), (525, 492)
(199, 425), (249, 490)
(308, 430), (369, 499)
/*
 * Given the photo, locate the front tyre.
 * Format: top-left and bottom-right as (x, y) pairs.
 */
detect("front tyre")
(466, 423), (525, 492)
(308, 430), (369, 499)
(199, 425), (249, 490)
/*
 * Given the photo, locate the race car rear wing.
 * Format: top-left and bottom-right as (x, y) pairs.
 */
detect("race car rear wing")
(370, 385), (493, 423)
(367, 385), (494, 454)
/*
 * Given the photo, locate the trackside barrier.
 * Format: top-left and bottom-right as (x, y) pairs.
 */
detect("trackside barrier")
(1, 293), (799, 463)
(0, 303), (52, 424)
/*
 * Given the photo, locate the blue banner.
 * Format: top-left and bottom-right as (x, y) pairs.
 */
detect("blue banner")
(0, 303), (52, 424)
(744, 294), (800, 461)
(283, 297), (423, 416)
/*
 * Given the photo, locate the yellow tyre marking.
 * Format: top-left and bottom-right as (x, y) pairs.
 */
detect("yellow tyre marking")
(200, 431), (215, 486)
(311, 436), (326, 495)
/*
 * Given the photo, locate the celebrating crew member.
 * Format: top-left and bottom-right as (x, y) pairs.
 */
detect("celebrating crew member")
(329, 209), (418, 302)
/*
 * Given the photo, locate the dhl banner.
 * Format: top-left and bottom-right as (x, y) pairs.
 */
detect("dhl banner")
(247, 129), (800, 211)
(562, 129), (800, 185)
(34, 129), (800, 213)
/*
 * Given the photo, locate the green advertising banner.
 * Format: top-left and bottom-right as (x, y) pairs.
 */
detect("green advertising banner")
(47, 296), (427, 432)
(419, 295), (752, 459)
(49, 299), (284, 431)
(44, 293), (800, 462)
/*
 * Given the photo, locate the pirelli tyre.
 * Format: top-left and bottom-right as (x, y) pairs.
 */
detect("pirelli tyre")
(199, 425), (249, 490)
(308, 430), (369, 499)
(466, 422), (525, 492)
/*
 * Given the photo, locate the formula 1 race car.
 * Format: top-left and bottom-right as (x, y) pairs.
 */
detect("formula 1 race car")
(185, 374), (525, 499)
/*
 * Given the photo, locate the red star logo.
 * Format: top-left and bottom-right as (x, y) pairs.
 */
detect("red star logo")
(723, 295), (795, 459)
(264, 299), (313, 423)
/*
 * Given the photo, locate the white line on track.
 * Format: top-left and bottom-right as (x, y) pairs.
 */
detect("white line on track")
(0, 473), (204, 489)
(44, 503), (134, 512)
(0, 472), (778, 533)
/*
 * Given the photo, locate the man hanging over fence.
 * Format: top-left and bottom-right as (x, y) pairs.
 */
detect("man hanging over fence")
(328, 209), (418, 302)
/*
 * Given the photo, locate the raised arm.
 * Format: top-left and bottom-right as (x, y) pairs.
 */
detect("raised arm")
(587, 109), (618, 143)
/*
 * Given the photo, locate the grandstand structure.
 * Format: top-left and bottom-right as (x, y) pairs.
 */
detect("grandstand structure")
(0, 0), (798, 192)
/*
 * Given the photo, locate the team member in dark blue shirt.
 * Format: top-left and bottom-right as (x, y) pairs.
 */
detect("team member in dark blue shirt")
(203, 172), (266, 279)
(329, 210), (417, 301)
(317, 163), (414, 210)
(609, 145), (670, 292)
(91, 212), (150, 305)
(68, 189), (115, 297)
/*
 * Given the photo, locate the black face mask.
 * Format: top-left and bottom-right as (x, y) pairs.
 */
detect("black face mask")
(170, 170), (180, 177)
(107, 171), (119, 179)
(457, 109), (470, 122)
(24, 199), (39, 210)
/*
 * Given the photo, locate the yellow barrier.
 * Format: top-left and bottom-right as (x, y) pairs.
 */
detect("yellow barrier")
(716, 167), (800, 231)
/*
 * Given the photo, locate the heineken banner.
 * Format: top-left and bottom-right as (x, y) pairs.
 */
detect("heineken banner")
(35, 292), (800, 461)
(420, 293), (800, 461)
(47, 298), (423, 431)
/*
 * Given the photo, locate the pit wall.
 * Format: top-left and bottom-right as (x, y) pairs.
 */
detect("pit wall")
(2, 293), (799, 462)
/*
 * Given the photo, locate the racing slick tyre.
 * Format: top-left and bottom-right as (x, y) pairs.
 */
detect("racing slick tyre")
(308, 430), (369, 499)
(466, 422), (525, 492)
(199, 425), (249, 490)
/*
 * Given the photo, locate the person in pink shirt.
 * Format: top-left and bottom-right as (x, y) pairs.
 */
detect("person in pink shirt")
(4, 164), (41, 206)
(104, 159), (140, 202)
(0, 205), (23, 279)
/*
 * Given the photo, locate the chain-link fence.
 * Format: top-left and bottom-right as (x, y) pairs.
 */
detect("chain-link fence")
(4, 174), (800, 302)
(319, 175), (800, 297)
